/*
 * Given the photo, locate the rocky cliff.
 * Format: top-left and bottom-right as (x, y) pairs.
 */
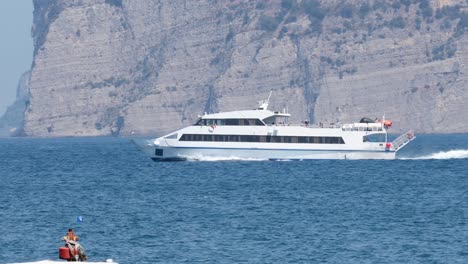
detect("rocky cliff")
(14, 0), (468, 136)
(0, 72), (30, 137)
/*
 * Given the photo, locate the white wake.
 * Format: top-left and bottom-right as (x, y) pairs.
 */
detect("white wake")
(400, 149), (468, 160)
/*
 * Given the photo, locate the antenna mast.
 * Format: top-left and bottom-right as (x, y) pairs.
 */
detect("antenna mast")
(258, 90), (273, 110)
(267, 90), (272, 104)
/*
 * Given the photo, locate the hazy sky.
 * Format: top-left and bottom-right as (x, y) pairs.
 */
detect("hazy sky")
(0, 1), (33, 116)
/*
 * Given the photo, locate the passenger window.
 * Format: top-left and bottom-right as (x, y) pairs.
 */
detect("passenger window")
(226, 119), (240, 126)
(165, 133), (178, 139)
(256, 119), (265, 126)
(194, 119), (205, 126)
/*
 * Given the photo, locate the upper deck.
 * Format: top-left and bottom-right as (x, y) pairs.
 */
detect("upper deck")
(197, 109), (386, 133)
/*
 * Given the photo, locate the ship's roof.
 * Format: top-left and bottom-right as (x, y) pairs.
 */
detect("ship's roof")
(202, 109), (289, 120)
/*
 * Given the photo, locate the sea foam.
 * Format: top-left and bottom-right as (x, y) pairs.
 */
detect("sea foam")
(400, 149), (468, 160)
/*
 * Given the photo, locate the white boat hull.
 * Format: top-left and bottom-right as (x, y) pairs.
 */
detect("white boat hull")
(139, 144), (396, 161)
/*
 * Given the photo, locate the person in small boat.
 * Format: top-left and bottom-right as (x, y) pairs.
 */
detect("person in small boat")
(62, 228), (87, 261)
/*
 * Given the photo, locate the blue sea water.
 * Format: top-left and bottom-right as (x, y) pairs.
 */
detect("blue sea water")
(0, 135), (467, 264)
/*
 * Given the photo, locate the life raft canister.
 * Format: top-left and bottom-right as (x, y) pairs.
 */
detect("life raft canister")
(59, 247), (71, 260)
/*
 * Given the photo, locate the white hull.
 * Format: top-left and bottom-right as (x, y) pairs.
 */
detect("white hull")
(138, 143), (396, 161)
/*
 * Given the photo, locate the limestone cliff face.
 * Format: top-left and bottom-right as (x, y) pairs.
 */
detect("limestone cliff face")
(0, 72), (30, 137)
(22, 0), (467, 136)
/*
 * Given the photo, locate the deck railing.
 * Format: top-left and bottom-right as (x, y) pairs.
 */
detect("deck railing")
(391, 131), (415, 151)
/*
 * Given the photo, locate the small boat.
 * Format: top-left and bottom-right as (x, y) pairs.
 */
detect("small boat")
(7, 260), (117, 264)
(137, 93), (415, 161)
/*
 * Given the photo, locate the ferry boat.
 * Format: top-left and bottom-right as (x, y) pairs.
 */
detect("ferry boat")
(137, 94), (415, 161)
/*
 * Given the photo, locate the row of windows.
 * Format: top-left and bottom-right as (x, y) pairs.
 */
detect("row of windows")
(363, 133), (386, 142)
(195, 119), (265, 126)
(179, 134), (345, 144)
